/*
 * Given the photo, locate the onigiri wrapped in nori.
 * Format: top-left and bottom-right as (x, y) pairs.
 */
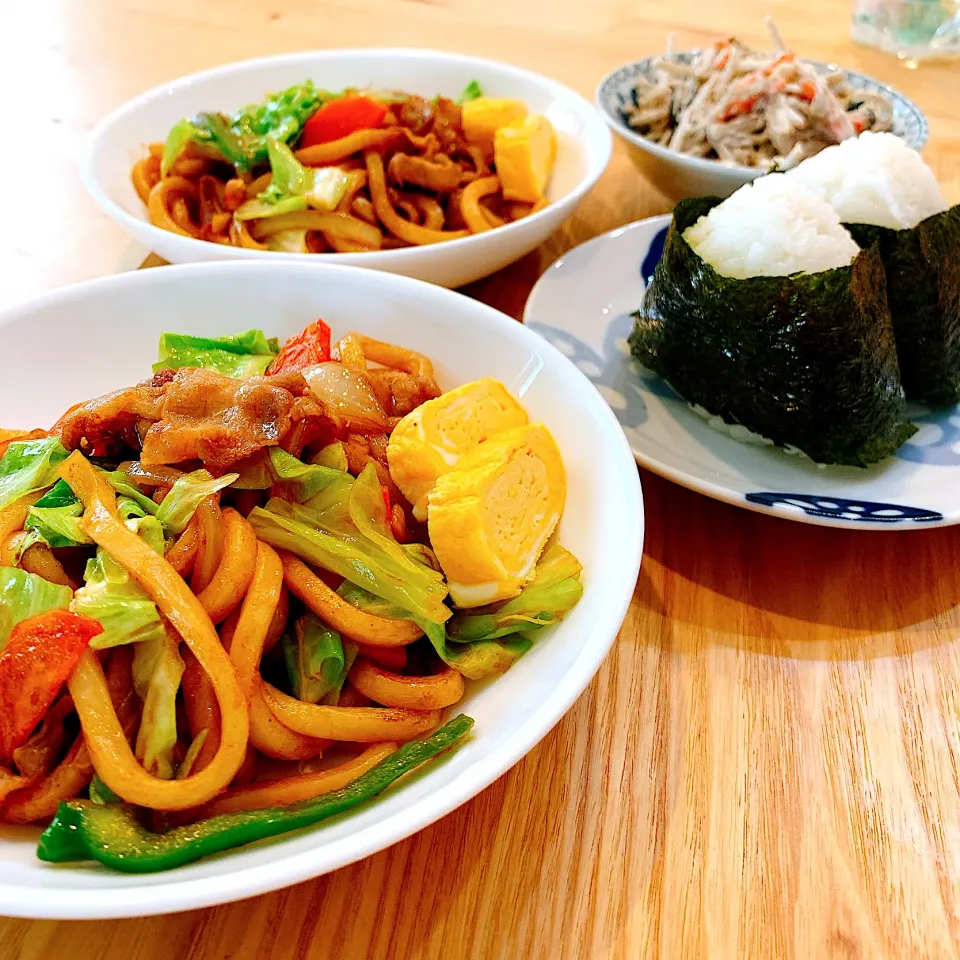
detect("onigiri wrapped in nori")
(630, 175), (916, 466)
(786, 132), (960, 405)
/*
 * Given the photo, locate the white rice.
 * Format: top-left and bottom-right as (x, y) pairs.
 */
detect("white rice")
(688, 403), (826, 466)
(682, 175), (860, 280)
(784, 131), (949, 230)
(688, 404), (774, 446)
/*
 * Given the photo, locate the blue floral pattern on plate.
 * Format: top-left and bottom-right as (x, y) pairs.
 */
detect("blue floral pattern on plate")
(641, 226), (668, 285)
(745, 493), (942, 523)
(893, 407), (960, 466)
(526, 313), (668, 430)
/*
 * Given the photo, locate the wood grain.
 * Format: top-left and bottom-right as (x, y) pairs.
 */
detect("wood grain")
(2, 0), (960, 957)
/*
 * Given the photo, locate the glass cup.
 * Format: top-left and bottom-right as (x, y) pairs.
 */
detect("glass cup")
(852, 0), (960, 61)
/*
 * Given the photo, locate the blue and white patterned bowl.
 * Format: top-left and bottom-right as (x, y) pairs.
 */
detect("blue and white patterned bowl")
(596, 53), (929, 201)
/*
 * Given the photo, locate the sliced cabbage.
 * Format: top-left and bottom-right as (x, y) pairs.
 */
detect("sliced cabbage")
(322, 642), (358, 705)
(312, 442), (349, 472)
(446, 544), (583, 643)
(83, 513), (183, 780)
(128, 514), (166, 554)
(432, 624), (531, 680)
(303, 166), (351, 211)
(117, 497), (147, 523)
(31, 478), (77, 510)
(235, 138), (349, 224)
(104, 473), (160, 516)
(175, 729), (209, 780)
(132, 631), (185, 780)
(268, 448), (349, 503)
(248, 463), (449, 625)
(161, 82), (329, 174)
(0, 437), (69, 514)
(154, 330), (278, 379)
(73, 550), (167, 651)
(282, 613), (354, 704)
(233, 196), (308, 222)
(24, 478), (156, 552)
(264, 229), (310, 253)
(24, 501), (90, 550)
(72, 514), (168, 650)
(337, 582), (528, 681)
(154, 469), (239, 535)
(266, 139), (350, 209)
(229, 451), (274, 490)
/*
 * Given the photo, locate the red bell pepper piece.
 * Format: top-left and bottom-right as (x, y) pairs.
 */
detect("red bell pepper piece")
(0, 610), (103, 762)
(299, 96), (388, 148)
(269, 319), (333, 374)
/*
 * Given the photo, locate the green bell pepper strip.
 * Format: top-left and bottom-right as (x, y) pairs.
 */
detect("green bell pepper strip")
(37, 714), (474, 873)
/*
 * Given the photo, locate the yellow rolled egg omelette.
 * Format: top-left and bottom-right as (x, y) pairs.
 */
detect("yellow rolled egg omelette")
(425, 423), (566, 608)
(387, 380), (567, 608)
(386, 378), (529, 521)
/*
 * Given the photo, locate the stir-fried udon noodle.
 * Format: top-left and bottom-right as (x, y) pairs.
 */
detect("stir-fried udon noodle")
(132, 81), (557, 253)
(623, 19), (894, 170)
(0, 320), (581, 872)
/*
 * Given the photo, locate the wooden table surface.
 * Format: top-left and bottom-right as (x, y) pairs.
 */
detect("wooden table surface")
(2, 1), (960, 958)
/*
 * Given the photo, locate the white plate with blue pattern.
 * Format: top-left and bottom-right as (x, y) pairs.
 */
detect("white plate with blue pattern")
(524, 215), (960, 530)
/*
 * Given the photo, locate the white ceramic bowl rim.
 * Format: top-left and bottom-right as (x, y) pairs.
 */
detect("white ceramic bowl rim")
(81, 48), (612, 264)
(595, 52), (929, 176)
(0, 260), (643, 918)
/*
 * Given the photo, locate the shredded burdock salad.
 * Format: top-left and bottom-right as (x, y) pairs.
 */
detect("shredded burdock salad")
(622, 18), (895, 170)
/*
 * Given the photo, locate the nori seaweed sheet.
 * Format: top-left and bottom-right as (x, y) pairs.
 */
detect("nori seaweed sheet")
(629, 197), (916, 467)
(846, 205), (960, 406)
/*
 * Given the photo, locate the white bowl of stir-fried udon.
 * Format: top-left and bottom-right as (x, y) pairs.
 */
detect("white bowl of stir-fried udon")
(597, 40), (927, 202)
(81, 49), (612, 288)
(0, 261), (642, 917)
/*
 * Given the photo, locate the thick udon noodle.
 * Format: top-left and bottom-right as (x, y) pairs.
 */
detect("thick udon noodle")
(132, 118), (548, 253)
(0, 335), (466, 823)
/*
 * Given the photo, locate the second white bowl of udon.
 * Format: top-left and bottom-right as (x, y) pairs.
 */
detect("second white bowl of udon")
(82, 49), (612, 288)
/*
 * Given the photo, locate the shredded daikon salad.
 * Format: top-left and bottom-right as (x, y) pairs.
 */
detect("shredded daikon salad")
(623, 18), (894, 170)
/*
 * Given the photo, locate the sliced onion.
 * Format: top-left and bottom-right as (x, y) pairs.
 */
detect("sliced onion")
(119, 461), (186, 489)
(301, 362), (389, 434)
